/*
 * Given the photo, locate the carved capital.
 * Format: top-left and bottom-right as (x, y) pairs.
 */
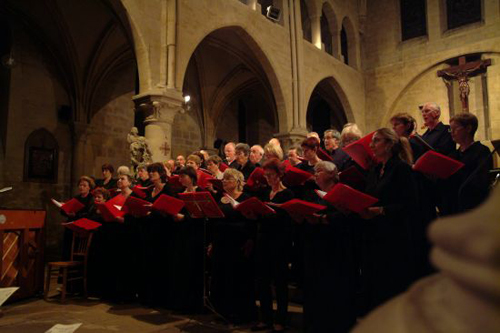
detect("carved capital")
(133, 91), (184, 124)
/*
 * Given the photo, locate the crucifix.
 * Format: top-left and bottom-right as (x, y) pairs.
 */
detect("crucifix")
(437, 56), (491, 112)
(159, 142), (170, 156)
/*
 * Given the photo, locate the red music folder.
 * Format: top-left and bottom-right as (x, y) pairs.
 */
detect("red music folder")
(282, 159), (292, 169)
(235, 197), (276, 217)
(246, 167), (267, 189)
(122, 196), (152, 217)
(283, 166), (313, 187)
(219, 162), (229, 172)
(317, 148), (334, 162)
(339, 166), (365, 187)
(96, 202), (125, 222)
(131, 185), (148, 199)
(321, 183), (378, 213)
(207, 178), (224, 191)
(152, 194), (185, 216)
(413, 150), (465, 179)
(55, 198), (85, 215)
(343, 131), (376, 170)
(107, 193), (127, 207)
(197, 170), (214, 189)
(178, 191), (224, 219)
(62, 218), (102, 232)
(167, 175), (183, 190)
(268, 199), (326, 216)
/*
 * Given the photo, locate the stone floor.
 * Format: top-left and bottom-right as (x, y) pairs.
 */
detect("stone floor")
(0, 284), (303, 333)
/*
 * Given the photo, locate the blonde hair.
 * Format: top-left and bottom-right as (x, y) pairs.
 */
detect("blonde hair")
(340, 123), (363, 146)
(223, 168), (244, 192)
(264, 143), (284, 161)
(375, 128), (413, 165)
(187, 154), (201, 166)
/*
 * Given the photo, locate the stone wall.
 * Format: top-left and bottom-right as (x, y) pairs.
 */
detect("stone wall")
(363, 0), (500, 144)
(0, 28), (73, 258)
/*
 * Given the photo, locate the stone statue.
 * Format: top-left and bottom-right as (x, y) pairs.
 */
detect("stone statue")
(128, 127), (152, 175)
(353, 185), (500, 333)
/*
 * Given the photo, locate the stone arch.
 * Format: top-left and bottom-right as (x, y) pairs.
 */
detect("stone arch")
(306, 76), (354, 136)
(114, 0), (151, 92)
(384, 51), (500, 135)
(340, 16), (359, 69)
(320, 1), (339, 57)
(178, 26), (288, 135)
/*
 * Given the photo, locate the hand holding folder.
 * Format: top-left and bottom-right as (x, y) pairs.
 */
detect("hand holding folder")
(62, 218), (101, 233)
(96, 202), (125, 222)
(320, 183), (378, 214)
(268, 199), (326, 217)
(413, 150), (465, 179)
(52, 198), (85, 215)
(122, 196), (152, 217)
(178, 191), (224, 219)
(233, 197), (276, 219)
(343, 132), (376, 170)
(152, 194), (185, 216)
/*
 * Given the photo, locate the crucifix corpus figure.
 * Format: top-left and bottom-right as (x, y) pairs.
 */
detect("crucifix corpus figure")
(437, 56), (491, 112)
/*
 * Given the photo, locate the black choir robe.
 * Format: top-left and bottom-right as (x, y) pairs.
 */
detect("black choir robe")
(361, 156), (419, 313)
(440, 141), (493, 215)
(420, 122), (456, 156)
(255, 188), (294, 327)
(209, 192), (257, 324)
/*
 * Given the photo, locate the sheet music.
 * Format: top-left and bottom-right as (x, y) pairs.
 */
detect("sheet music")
(45, 323), (82, 333)
(51, 198), (63, 208)
(0, 187), (12, 193)
(315, 190), (327, 198)
(0, 287), (19, 306)
(113, 205), (122, 211)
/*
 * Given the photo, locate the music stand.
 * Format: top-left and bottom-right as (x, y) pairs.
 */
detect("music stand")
(178, 191), (228, 323)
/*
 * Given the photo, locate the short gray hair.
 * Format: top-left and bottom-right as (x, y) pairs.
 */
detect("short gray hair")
(314, 161), (339, 183)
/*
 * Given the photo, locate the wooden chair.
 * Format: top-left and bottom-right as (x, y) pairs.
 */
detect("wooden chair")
(44, 231), (94, 302)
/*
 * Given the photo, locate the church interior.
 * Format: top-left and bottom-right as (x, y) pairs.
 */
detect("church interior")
(0, 0), (499, 332)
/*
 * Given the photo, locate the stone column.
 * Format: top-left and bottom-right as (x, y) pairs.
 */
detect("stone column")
(70, 121), (90, 191)
(310, 15), (322, 49)
(274, 129), (308, 153)
(133, 91), (183, 162)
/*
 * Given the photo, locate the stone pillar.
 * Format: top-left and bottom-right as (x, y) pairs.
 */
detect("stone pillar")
(133, 91), (183, 162)
(274, 128), (308, 153)
(311, 15), (322, 49)
(70, 121), (90, 191)
(248, 0), (258, 11)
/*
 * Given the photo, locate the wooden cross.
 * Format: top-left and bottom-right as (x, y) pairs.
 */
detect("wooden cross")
(159, 142), (170, 156)
(437, 56), (491, 112)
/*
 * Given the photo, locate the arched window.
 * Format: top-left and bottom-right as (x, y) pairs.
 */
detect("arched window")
(340, 25), (348, 65)
(24, 128), (59, 183)
(446, 0), (481, 30)
(321, 9), (333, 55)
(400, 0), (427, 40)
(300, 0), (312, 42)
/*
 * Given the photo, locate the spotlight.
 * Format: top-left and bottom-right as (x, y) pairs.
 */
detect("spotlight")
(184, 95), (191, 103)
